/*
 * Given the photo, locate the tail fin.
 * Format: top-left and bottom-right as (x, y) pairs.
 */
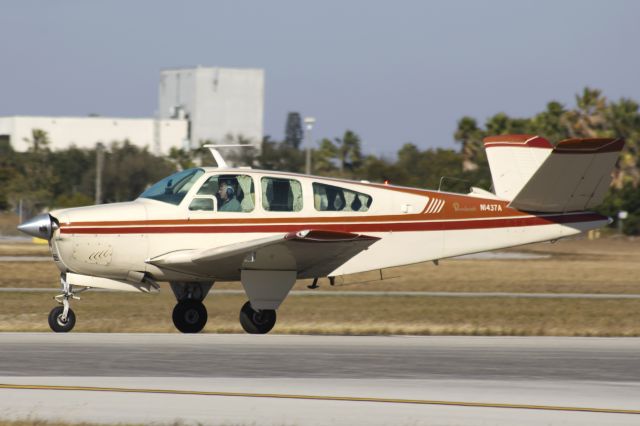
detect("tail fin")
(484, 134), (624, 212)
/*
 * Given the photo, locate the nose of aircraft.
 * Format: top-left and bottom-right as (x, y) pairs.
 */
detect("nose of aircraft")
(17, 213), (59, 240)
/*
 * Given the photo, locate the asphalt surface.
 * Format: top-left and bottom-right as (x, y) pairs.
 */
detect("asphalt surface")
(0, 334), (638, 425)
(0, 334), (638, 381)
(0, 256), (50, 261)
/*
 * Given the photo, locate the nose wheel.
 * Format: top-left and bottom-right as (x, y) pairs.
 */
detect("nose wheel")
(172, 300), (208, 333)
(48, 306), (76, 332)
(239, 301), (276, 334)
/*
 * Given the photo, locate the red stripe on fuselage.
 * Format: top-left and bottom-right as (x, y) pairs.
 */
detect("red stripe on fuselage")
(59, 213), (606, 235)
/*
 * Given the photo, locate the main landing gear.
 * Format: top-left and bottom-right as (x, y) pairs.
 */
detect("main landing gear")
(239, 301), (276, 334)
(169, 282), (278, 334)
(172, 300), (208, 333)
(170, 282), (213, 333)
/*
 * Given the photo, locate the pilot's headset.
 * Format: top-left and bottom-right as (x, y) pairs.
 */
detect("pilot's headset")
(223, 181), (235, 199)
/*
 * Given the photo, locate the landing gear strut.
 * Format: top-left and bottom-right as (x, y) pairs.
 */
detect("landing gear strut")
(172, 300), (208, 333)
(49, 274), (80, 333)
(239, 301), (276, 334)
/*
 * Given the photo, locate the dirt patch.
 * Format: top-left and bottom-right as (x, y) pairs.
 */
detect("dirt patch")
(0, 263), (60, 288)
(0, 213), (19, 236)
(0, 242), (50, 257)
(1, 291), (639, 336)
(1, 236), (639, 336)
(2, 237), (640, 294)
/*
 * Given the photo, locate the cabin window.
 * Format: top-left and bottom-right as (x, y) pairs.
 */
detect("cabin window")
(312, 183), (372, 212)
(261, 177), (303, 212)
(191, 174), (255, 212)
(139, 168), (204, 205)
(188, 197), (215, 211)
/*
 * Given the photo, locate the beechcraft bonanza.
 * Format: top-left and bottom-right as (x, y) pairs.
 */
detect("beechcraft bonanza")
(18, 135), (624, 334)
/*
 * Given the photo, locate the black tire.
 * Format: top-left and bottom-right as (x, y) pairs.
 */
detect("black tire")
(239, 301), (276, 334)
(172, 300), (208, 333)
(48, 306), (76, 333)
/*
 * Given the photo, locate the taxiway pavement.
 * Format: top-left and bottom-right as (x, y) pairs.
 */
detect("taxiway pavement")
(0, 334), (638, 425)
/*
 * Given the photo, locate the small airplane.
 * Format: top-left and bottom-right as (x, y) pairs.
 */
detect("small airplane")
(18, 135), (624, 334)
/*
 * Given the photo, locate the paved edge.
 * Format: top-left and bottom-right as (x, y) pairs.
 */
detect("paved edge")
(0, 383), (638, 415)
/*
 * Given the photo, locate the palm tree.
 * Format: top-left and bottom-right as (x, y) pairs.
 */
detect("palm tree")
(454, 117), (483, 172)
(565, 87), (607, 138)
(606, 98), (640, 188)
(313, 138), (339, 175)
(23, 129), (50, 153)
(335, 130), (363, 174)
(531, 101), (571, 143)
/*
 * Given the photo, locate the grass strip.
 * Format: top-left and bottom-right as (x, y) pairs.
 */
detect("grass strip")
(1, 291), (639, 336)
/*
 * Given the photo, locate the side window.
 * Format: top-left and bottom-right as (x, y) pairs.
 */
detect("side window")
(261, 177), (303, 212)
(313, 183), (372, 212)
(189, 197), (215, 211)
(189, 174), (255, 212)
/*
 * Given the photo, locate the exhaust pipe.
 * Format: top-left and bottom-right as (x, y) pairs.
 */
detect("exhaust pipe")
(17, 214), (59, 240)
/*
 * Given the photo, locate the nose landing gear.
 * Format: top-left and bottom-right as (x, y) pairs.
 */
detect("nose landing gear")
(49, 274), (82, 333)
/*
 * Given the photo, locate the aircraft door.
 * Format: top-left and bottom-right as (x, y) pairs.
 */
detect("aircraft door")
(186, 174), (256, 218)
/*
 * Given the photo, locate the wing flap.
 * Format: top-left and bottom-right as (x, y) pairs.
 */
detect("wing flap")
(147, 230), (380, 280)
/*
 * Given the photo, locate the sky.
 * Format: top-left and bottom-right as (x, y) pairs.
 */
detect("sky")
(1, 0), (639, 157)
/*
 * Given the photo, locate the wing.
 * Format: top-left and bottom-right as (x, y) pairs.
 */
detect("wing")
(146, 230), (380, 280)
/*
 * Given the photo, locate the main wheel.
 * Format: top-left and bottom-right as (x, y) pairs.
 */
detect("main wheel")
(172, 300), (208, 333)
(48, 306), (76, 333)
(239, 301), (276, 334)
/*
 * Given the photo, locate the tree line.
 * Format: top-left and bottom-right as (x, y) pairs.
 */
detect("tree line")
(1, 87), (639, 233)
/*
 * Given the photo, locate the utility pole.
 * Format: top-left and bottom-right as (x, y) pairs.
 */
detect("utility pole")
(618, 210), (628, 234)
(304, 117), (316, 175)
(95, 142), (105, 205)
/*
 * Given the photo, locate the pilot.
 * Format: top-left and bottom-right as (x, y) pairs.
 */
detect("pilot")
(218, 181), (241, 212)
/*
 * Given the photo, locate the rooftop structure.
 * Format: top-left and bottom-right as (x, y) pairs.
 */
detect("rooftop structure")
(0, 66), (264, 154)
(158, 67), (264, 149)
(0, 116), (188, 154)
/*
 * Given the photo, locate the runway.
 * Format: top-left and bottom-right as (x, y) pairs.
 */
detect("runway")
(0, 334), (639, 425)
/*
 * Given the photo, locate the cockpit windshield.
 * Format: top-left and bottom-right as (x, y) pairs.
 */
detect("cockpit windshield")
(139, 168), (205, 205)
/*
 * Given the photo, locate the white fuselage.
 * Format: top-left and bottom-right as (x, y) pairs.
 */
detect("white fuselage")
(48, 168), (607, 282)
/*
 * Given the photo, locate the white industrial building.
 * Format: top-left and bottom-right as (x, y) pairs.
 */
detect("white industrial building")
(0, 66), (265, 154)
(158, 66), (264, 149)
(0, 116), (188, 154)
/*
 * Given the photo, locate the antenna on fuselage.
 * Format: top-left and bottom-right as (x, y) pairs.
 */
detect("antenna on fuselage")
(202, 144), (254, 169)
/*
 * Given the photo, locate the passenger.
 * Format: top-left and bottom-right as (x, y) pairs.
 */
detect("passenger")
(218, 181), (241, 212)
